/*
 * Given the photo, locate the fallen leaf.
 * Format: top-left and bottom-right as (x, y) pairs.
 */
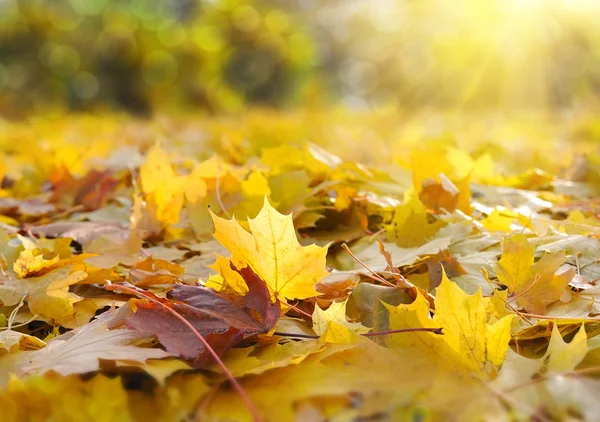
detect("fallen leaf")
(386, 196), (443, 247)
(210, 197), (329, 302)
(385, 269), (514, 376)
(124, 265), (280, 367)
(497, 234), (575, 313)
(312, 298), (370, 338)
(12, 248), (59, 278)
(0, 310), (172, 385)
(0, 266), (88, 322)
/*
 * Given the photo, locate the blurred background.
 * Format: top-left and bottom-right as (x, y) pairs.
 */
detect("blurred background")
(2, 0), (600, 118)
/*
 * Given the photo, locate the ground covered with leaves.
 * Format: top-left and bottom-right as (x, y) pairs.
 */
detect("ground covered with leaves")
(1, 111), (600, 421)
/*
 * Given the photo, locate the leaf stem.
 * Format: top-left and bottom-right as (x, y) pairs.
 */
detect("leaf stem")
(362, 327), (444, 336)
(106, 283), (262, 422)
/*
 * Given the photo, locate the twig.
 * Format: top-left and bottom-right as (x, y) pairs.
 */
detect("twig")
(106, 282), (261, 422)
(507, 274), (540, 304)
(280, 299), (313, 319)
(477, 376), (541, 420)
(503, 365), (600, 394)
(215, 162), (231, 219)
(480, 267), (532, 326)
(341, 243), (396, 287)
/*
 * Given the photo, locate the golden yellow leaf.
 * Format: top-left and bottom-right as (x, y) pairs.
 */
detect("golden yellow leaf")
(496, 234), (534, 293)
(183, 166), (208, 204)
(241, 170), (271, 199)
(497, 234), (574, 313)
(0, 267), (87, 322)
(386, 196), (443, 247)
(140, 142), (175, 193)
(207, 255), (248, 294)
(482, 208), (532, 232)
(210, 197), (328, 302)
(0, 374), (132, 422)
(386, 270), (514, 375)
(546, 323), (588, 373)
(13, 249), (59, 279)
(312, 298), (370, 338)
(140, 142), (207, 225)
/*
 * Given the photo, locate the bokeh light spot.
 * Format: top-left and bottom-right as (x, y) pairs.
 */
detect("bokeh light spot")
(231, 5), (260, 32)
(193, 26), (224, 52)
(69, 0), (110, 15)
(142, 50), (178, 86)
(158, 22), (186, 48)
(73, 72), (100, 99)
(265, 10), (289, 33)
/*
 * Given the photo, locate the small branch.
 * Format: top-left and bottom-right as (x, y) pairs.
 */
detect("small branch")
(215, 162), (231, 219)
(503, 365), (600, 395)
(280, 299), (313, 319)
(106, 282), (261, 422)
(341, 243), (396, 287)
(480, 267), (532, 326)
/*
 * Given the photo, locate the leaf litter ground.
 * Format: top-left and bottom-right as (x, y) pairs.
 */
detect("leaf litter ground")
(1, 112), (600, 421)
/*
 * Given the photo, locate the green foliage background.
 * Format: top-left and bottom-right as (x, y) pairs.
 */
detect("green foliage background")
(3, 0), (600, 116)
(0, 0), (315, 116)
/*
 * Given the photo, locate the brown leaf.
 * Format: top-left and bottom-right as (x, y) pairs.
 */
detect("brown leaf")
(28, 222), (130, 247)
(125, 265), (280, 367)
(50, 167), (119, 211)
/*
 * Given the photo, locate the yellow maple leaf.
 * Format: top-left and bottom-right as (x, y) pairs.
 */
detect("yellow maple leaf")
(140, 142), (207, 225)
(0, 267), (87, 322)
(210, 197), (329, 302)
(312, 298), (370, 339)
(482, 207), (532, 232)
(385, 269), (514, 375)
(497, 234), (574, 313)
(386, 196), (443, 247)
(207, 255), (249, 295)
(546, 323), (587, 373)
(13, 249), (59, 279)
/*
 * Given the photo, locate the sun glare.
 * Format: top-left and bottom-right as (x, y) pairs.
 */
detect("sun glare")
(511, 0), (543, 10)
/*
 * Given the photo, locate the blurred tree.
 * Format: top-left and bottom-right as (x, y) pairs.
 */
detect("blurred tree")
(0, 0), (316, 116)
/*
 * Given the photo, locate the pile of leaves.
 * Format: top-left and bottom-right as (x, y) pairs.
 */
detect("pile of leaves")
(2, 112), (600, 421)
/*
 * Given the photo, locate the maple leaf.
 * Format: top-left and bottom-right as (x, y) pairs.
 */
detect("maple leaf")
(140, 142), (207, 225)
(545, 323), (588, 373)
(12, 248), (59, 278)
(124, 265), (280, 367)
(312, 298), (370, 339)
(385, 196), (443, 248)
(0, 266), (88, 322)
(497, 234), (575, 313)
(49, 167), (118, 211)
(385, 269), (514, 375)
(210, 197), (329, 302)
(419, 173), (471, 215)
